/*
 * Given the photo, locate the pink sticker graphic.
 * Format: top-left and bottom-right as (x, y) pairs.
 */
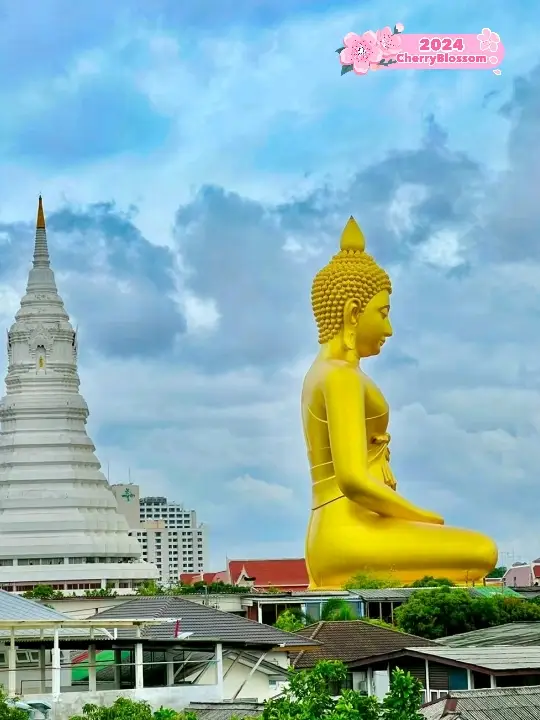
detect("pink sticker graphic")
(337, 25), (505, 76)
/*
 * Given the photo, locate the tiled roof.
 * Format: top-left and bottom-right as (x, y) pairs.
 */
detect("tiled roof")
(93, 596), (317, 648)
(292, 620), (437, 668)
(420, 686), (540, 720)
(438, 621), (540, 648)
(188, 702), (264, 719)
(0, 591), (68, 622)
(349, 588), (420, 601)
(180, 573), (224, 585)
(228, 559), (309, 589)
(409, 646), (540, 671)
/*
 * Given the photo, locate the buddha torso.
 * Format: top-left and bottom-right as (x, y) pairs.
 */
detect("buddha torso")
(302, 359), (397, 512)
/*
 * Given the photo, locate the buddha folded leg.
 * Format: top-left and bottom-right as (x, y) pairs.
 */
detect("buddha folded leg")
(306, 498), (498, 590)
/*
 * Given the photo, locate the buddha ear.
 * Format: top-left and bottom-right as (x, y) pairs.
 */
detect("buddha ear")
(343, 298), (361, 327)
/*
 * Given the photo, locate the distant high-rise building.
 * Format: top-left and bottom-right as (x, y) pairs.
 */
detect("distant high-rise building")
(0, 198), (158, 593)
(112, 485), (207, 584)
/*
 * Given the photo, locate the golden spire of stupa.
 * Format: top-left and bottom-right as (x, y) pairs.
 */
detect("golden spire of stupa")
(36, 195), (46, 229)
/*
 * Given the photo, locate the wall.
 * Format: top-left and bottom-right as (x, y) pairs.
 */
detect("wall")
(46, 596), (129, 619)
(0, 648), (72, 695)
(197, 651), (288, 702)
(24, 686), (221, 720)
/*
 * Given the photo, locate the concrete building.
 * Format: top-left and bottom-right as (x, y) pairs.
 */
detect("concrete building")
(0, 197), (158, 593)
(112, 485), (207, 583)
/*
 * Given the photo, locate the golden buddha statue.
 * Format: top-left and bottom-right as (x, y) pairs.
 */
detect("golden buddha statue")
(303, 217), (497, 589)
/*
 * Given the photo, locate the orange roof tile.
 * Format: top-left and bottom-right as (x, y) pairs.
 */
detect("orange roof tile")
(228, 558), (309, 589)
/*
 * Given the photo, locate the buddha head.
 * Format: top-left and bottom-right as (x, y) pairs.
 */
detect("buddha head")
(311, 217), (392, 358)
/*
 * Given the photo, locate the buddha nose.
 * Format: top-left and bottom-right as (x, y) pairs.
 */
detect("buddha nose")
(385, 320), (393, 337)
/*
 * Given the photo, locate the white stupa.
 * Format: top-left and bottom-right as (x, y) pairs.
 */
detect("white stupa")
(0, 198), (158, 591)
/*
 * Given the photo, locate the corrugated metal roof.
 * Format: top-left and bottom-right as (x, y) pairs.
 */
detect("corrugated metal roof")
(94, 596), (317, 647)
(410, 646), (540, 671)
(349, 588), (420, 601)
(0, 591), (68, 622)
(420, 686), (540, 719)
(188, 702), (264, 719)
(472, 586), (522, 598)
(352, 587), (513, 602)
(439, 622), (540, 648)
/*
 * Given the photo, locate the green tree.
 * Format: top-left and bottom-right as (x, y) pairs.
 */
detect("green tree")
(22, 585), (63, 600)
(275, 599), (359, 632)
(486, 566), (507, 579)
(275, 609), (305, 633)
(169, 581), (247, 595)
(0, 688), (37, 720)
(69, 698), (197, 720)
(343, 572), (397, 590)
(395, 588), (477, 639)
(84, 588), (117, 598)
(381, 668), (423, 720)
(260, 660), (423, 720)
(408, 576), (454, 588)
(394, 586), (540, 639)
(320, 598), (358, 621)
(136, 580), (165, 596)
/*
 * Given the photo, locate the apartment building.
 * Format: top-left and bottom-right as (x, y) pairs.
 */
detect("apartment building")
(111, 485), (207, 584)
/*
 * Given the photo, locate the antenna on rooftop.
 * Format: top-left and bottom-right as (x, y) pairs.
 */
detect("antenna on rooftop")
(107, 461), (110, 482)
(128, 467), (132, 485)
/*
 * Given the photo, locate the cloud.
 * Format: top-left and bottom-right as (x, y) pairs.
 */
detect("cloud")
(227, 475), (294, 507)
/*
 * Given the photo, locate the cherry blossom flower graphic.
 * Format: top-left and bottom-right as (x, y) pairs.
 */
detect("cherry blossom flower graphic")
(477, 28), (500, 52)
(376, 26), (402, 59)
(339, 31), (383, 75)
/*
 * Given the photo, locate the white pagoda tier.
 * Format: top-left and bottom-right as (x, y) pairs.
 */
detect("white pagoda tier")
(0, 198), (158, 590)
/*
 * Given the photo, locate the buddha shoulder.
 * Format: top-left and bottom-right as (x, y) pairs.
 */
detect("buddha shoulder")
(305, 357), (363, 393)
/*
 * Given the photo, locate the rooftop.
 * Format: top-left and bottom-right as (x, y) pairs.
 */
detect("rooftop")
(351, 586), (522, 602)
(439, 621), (540, 648)
(94, 596), (318, 648)
(228, 558), (309, 588)
(420, 686), (540, 720)
(293, 620), (437, 668)
(0, 591), (68, 623)
(408, 646), (540, 672)
(188, 702), (264, 719)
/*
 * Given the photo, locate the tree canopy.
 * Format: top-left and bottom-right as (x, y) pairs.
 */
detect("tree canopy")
(486, 566), (507, 579)
(394, 586), (540, 639)
(260, 661), (423, 720)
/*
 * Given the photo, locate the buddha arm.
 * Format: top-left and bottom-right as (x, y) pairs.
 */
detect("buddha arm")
(324, 365), (443, 524)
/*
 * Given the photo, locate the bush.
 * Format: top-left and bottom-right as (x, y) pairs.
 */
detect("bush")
(69, 698), (197, 720)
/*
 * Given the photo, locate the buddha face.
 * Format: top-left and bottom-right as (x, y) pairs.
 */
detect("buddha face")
(352, 289), (393, 358)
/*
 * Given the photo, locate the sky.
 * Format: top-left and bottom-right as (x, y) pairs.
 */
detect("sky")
(0, 0), (538, 570)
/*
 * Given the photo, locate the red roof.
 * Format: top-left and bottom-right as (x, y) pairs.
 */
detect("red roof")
(180, 572), (219, 585)
(228, 558), (309, 590)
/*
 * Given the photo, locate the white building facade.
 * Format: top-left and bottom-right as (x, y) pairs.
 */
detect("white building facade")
(111, 484), (207, 583)
(0, 198), (158, 593)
